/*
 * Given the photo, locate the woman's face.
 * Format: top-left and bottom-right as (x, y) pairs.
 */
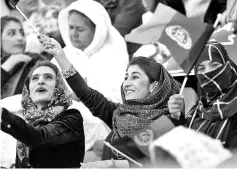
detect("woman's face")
(196, 60), (223, 74)
(2, 21), (26, 55)
(123, 65), (155, 100)
(68, 12), (95, 51)
(29, 66), (56, 109)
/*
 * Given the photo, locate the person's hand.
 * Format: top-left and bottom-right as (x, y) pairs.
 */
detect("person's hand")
(38, 35), (64, 58)
(38, 34), (71, 72)
(168, 94), (184, 119)
(1, 54), (32, 73)
(80, 160), (113, 168)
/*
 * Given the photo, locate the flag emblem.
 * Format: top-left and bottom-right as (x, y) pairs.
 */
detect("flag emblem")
(133, 129), (154, 146)
(166, 25), (192, 49)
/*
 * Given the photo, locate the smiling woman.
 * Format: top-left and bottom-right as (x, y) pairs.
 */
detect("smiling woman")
(0, 60), (85, 168)
(39, 35), (180, 168)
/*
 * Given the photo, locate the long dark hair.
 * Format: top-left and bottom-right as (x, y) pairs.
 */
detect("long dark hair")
(1, 15), (22, 34)
(1, 16), (24, 58)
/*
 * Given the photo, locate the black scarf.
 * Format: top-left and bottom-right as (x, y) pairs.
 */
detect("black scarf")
(187, 41), (237, 144)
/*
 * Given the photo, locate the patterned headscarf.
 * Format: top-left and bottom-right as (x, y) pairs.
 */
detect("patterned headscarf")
(187, 41), (237, 144)
(17, 61), (72, 166)
(112, 58), (180, 139)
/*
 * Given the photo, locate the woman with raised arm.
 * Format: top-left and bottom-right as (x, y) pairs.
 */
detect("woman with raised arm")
(39, 36), (180, 168)
(0, 60), (85, 168)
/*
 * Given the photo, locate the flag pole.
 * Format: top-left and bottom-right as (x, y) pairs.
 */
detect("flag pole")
(15, 5), (51, 60)
(103, 141), (143, 167)
(15, 5), (40, 36)
(179, 14), (222, 95)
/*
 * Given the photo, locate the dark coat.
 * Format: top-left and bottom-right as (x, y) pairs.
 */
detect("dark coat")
(1, 108), (85, 168)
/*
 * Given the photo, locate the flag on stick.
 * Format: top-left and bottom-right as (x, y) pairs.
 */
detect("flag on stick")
(125, 3), (215, 74)
(180, 24), (214, 75)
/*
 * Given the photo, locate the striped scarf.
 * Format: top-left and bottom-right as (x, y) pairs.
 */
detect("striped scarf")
(187, 41), (237, 144)
(112, 63), (180, 139)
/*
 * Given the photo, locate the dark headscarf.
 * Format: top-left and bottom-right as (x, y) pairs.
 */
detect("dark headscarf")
(17, 61), (72, 166)
(187, 41), (237, 144)
(112, 60), (180, 138)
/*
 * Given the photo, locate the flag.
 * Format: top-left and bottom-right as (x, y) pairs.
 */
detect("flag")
(180, 24), (214, 74)
(209, 22), (237, 64)
(6, 0), (20, 9)
(125, 3), (214, 74)
(110, 115), (175, 160)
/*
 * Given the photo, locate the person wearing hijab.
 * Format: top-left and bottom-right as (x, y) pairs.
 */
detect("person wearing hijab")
(168, 41), (237, 149)
(0, 60), (85, 168)
(53, 0), (129, 103)
(51, 0), (128, 154)
(39, 35), (180, 168)
(1, 16), (47, 99)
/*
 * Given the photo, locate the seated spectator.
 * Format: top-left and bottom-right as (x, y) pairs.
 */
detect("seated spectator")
(39, 35), (180, 168)
(168, 41), (237, 149)
(50, 0), (128, 153)
(0, 60), (85, 168)
(1, 16), (46, 99)
(55, 0), (129, 102)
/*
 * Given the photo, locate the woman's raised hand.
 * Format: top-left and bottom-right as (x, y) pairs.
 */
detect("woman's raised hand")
(1, 54), (32, 73)
(168, 94), (185, 119)
(38, 35), (64, 58)
(38, 34), (72, 72)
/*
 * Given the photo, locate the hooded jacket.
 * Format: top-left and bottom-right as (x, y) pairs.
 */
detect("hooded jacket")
(53, 0), (129, 103)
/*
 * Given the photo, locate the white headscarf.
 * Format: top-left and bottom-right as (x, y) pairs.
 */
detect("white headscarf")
(53, 0), (129, 102)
